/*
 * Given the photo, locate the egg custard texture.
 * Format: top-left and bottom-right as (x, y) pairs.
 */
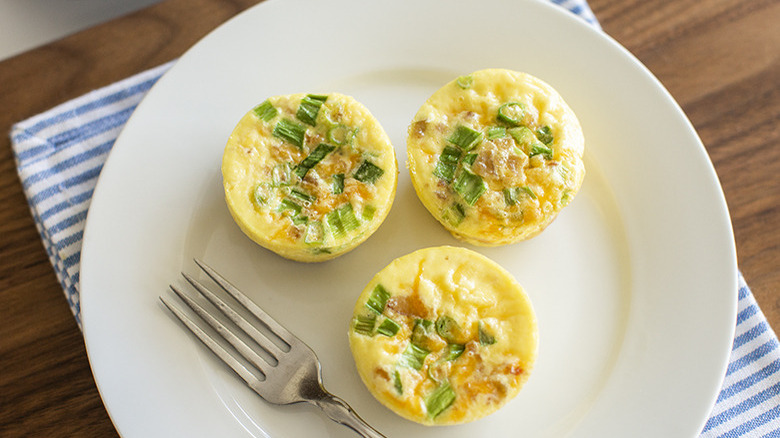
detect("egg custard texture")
(407, 69), (585, 246)
(348, 246), (538, 425)
(222, 93), (397, 262)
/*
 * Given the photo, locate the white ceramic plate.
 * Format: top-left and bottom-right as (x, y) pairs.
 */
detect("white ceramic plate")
(80, 0), (738, 436)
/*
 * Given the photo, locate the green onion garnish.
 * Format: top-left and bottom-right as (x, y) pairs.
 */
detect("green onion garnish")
(426, 381), (456, 418)
(447, 125), (483, 151)
(536, 125), (554, 144)
(377, 318), (401, 337)
(560, 189), (572, 206)
(411, 318), (436, 346)
(444, 202), (466, 227)
(399, 342), (430, 370)
(338, 203), (359, 231)
(272, 119), (306, 148)
(503, 187), (520, 206)
(497, 102), (526, 126)
(453, 168), (486, 206)
(478, 321), (496, 345)
(327, 124), (353, 145)
(354, 314), (377, 336)
(277, 198), (302, 215)
(332, 173), (345, 194)
(253, 184), (270, 206)
(366, 284), (391, 314)
(509, 126), (552, 158)
(433, 145), (462, 182)
(487, 126), (507, 139)
(289, 188), (315, 205)
(530, 143), (554, 159)
(462, 153), (478, 166)
(362, 205), (376, 221)
(271, 163), (294, 187)
(304, 220), (324, 244)
(444, 344), (465, 361)
(252, 100), (278, 122)
(353, 160), (384, 184)
(435, 316), (460, 343)
(456, 75), (473, 89)
(294, 143), (336, 178)
(296, 94), (328, 126)
(291, 215), (308, 225)
(521, 186), (537, 199)
(393, 370), (403, 395)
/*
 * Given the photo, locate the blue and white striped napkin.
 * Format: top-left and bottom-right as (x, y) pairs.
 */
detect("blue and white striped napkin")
(9, 1), (779, 436)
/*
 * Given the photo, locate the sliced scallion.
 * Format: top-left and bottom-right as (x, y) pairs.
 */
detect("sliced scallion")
(332, 173), (345, 194)
(377, 318), (401, 337)
(354, 314), (377, 336)
(366, 284), (391, 314)
(289, 188), (315, 205)
(296, 94), (328, 126)
(271, 163), (294, 187)
(304, 220), (324, 244)
(447, 125), (482, 151)
(497, 102), (526, 126)
(393, 370), (403, 395)
(435, 316), (460, 343)
(478, 321), (496, 345)
(536, 125), (554, 144)
(530, 143), (553, 159)
(503, 187), (520, 206)
(277, 198), (302, 215)
(521, 186), (537, 199)
(433, 145), (462, 182)
(252, 100), (278, 122)
(291, 215), (308, 225)
(426, 381), (456, 418)
(444, 202), (466, 227)
(487, 126), (507, 139)
(294, 143), (336, 178)
(353, 160), (384, 184)
(337, 203), (359, 232)
(462, 153), (478, 166)
(399, 342), (430, 370)
(272, 118), (306, 148)
(253, 184), (270, 206)
(456, 75), (473, 89)
(444, 343), (465, 361)
(362, 205), (376, 221)
(411, 319), (436, 347)
(327, 124), (353, 145)
(453, 168), (486, 206)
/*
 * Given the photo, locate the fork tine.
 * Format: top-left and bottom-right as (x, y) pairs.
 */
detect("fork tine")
(168, 283), (272, 373)
(159, 294), (262, 388)
(194, 259), (297, 347)
(181, 273), (284, 361)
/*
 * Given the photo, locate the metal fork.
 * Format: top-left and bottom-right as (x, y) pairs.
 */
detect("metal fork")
(160, 259), (386, 438)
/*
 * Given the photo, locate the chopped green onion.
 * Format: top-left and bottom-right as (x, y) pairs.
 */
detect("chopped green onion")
(252, 100), (278, 122)
(444, 344), (465, 361)
(294, 143), (336, 178)
(497, 102), (526, 126)
(339, 203), (359, 231)
(478, 321), (496, 345)
(328, 124), (353, 145)
(289, 188), (315, 205)
(447, 125), (483, 151)
(411, 319), (436, 346)
(433, 146), (462, 182)
(291, 215), (308, 225)
(536, 125), (554, 144)
(277, 198), (302, 215)
(272, 119), (306, 148)
(487, 126), (507, 139)
(353, 160), (384, 184)
(399, 342), (430, 370)
(503, 187), (520, 206)
(426, 381), (456, 418)
(435, 316), (460, 343)
(560, 189), (572, 206)
(521, 186), (537, 199)
(509, 126), (552, 158)
(296, 94), (328, 126)
(444, 202), (466, 227)
(462, 153), (478, 166)
(530, 143), (554, 159)
(453, 168), (486, 206)
(332, 173), (345, 194)
(362, 205), (376, 221)
(271, 163), (294, 187)
(456, 75), (473, 89)
(377, 318), (401, 337)
(253, 184), (270, 206)
(366, 284), (391, 314)
(393, 370), (403, 395)
(304, 221), (324, 244)
(354, 314), (377, 336)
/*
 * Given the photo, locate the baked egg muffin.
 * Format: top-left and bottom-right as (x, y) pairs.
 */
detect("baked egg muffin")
(222, 93), (397, 262)
(407, 69), (585, 246)
(348, 246), (538, 425)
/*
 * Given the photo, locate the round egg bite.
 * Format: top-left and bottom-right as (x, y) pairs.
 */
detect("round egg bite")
(222, 93), (397, 262)
(348, 246), (538, 425)
(407, 69), (585, 246)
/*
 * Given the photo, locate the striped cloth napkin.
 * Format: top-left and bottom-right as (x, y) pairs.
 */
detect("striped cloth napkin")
(9, 1), (779, 436)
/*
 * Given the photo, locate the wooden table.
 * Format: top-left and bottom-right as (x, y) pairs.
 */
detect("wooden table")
(0, 0), (777, 435)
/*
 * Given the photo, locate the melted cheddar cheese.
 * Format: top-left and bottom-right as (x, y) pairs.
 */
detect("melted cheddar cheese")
(349, 246), (538, 425)
(222, 93), (397, 262)
(407, 69), (585, 246)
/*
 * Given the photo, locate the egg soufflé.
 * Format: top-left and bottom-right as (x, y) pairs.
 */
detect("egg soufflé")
(407, 69), (585, 246)
(222, 93), (397, 262)
(348, 246), (538, 425)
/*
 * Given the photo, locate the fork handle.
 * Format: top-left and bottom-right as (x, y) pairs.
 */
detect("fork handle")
(314, 394), (386, 438)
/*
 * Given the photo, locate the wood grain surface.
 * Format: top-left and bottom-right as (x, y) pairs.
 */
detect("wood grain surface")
(0, 0), (777, 436)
